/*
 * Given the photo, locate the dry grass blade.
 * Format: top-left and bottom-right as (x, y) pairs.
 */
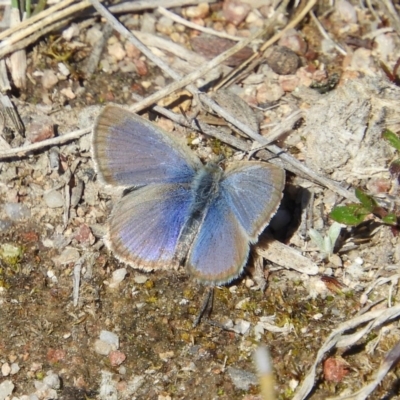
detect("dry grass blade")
(293, 304), (400, 400)
(158, 6), (241, 41)
(89, 0), (356, 202)
(215, 0), (318, 90)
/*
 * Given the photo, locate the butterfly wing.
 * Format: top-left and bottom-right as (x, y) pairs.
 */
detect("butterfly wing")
(92, 106), (202, 187)
(186, 197), (250, 284)
(186, 162), (284, 284)
(107, 183), (193, 270)
(221, 162), (285, 240)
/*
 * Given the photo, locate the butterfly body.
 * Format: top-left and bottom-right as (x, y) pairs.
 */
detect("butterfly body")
(92, 106), (285, 285)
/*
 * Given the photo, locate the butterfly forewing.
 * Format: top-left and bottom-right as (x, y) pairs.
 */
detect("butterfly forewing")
(92, 106), (202, 187)
(220, 162), (285, 240)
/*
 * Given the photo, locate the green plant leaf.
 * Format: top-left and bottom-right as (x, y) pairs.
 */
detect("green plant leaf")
(330, 204), (369, 225)
(383, 129), (400, 152)
(355, 188), (378, 211)
(382, 213), (398, 225)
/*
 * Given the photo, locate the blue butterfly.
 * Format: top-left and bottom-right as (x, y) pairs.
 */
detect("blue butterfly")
(92, 106), (285, 285)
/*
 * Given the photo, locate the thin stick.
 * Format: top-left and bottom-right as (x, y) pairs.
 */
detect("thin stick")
(0, 0), (216, 59)
(89, 0), (268, 114)
(309, 11), (346, 56)
(215, 0), (318, 90)
(0, 0), (76, 41)
(158, 6), (241, 41)
(0, 127), (90, 160)
(89, 0), (357, 202)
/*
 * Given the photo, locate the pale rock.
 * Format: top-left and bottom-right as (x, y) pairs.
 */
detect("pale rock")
(108, 42), (126, 61)
(43, 190), (64, 208)
(42, 70), (58, 90)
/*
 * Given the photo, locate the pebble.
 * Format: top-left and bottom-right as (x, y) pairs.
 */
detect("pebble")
(94, 339), (113, 356)
(41, 70), (58, 90)
(43, 371), (61, 389)
(335, 0), (357, 23)
(55, 247), (80, 265)
(133, 273), (148, 284)
(57, 62), (70, 77)
(86, 26), (103, 46)
(223, 0), (251, 26)
(4, 203), (31, 221)
(1, 363), (11, 376)
(183, 3), (209, 19)
(0, 380), (14, 399)
(62, 23), (79, 41)
(226, 367), (258, 391)
(278, 28), (308, 55)
(256, 81), (284, 103)
(109, 350), (126, 366)
(264, 45), (300, 75)
(60, 87), (76, 100)
(108, 42), (126, 61)
(43, 190), (64, 208)
(26, 115), (55, 143)
(100, 330), (119, 349)
(109, 268), (127, 288)
(140, 13), (156, 34)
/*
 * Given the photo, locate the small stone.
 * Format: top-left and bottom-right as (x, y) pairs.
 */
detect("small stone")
(226, 367), (258, 391)
(184, 3), (210, 19)
(1, 363), (11, 376)
(109, 351), (126, 367)
(133, 273), (148, 284)
(141, 13), (156, 34)
(0, 380), (14, 398)
(279, 75), (300, 92)
(10, 363), (20, 375)
(62, 23), (79, 41)
(4, 203), (31, 220)
(42, 70), (58, 89)
(278, 29), (308, 55)
(86, 26), (103, 46)
(60, 87), (76, 99)
(94, 339), (113, 356)
(264, 45), (300, 75)
(43, 190), (64, 208)
(223, 0), (251, 26)
(47, 349), (66, 363)
(109, 268), (127, 288)
(125, 42), (141, 59)
(26, 115), (55, 143)
(100, 330), (119, 349)
(55, 247), (80, 265)
(43, 371), (61, 389)
(335, 0), (357, 23)
(108, 41), (126, 61)
(256, 81), (284, 103)
(133, 59), (148, 76)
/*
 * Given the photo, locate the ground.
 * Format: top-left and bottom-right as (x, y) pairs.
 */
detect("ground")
(1, 1), (400, 399)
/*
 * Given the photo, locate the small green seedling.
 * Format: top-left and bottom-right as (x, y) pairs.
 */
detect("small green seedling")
(330, 129), (400, 226)
(309, 222), (342, 260)
(330, 188), (397, 226)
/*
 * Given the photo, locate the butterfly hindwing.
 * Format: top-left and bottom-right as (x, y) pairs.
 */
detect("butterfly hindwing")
(108, 184), (193, 270)
(92, 106), (202, 187)
(186, 195), (250, 284)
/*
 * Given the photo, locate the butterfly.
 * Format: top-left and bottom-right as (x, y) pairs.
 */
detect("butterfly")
(92, 105), (285, 285)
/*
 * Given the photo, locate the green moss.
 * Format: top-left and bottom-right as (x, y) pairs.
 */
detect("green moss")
(0, 243), (24, 271)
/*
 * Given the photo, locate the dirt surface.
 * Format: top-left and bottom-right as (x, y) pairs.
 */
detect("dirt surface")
(1, 1), (400, 399)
